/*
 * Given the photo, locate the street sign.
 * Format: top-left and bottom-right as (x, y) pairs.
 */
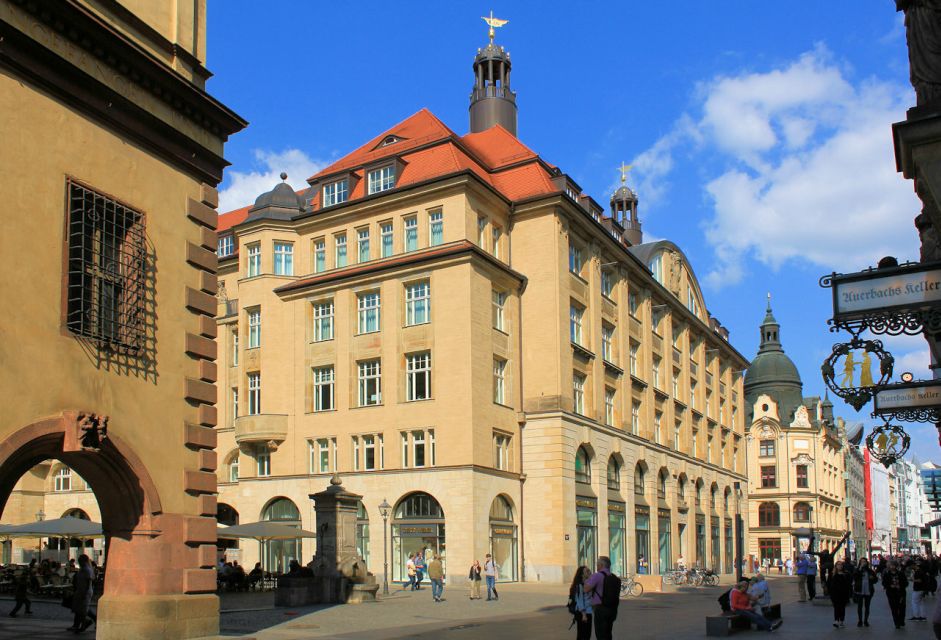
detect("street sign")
(873, 380), (941, 413)
(822, 260), (941, 336)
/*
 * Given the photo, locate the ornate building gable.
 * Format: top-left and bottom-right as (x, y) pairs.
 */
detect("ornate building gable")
(789, 405), (813, 430)
(751, 394), (781, 424)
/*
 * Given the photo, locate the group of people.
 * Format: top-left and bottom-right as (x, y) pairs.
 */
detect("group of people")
(819, 554), (939, 630)
(568, 556), (622, 640)
(4, 555), (97, 633)
(467, 554), (500, 601)
(217, 559), (266, 591)
(404, 550), (445, 602)
(726, 573), (783, 632)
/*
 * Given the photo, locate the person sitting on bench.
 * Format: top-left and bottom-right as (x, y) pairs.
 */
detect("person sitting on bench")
(731, 581), (782, 632)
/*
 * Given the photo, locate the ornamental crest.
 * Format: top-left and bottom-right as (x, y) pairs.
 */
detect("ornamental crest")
(791, 453), (813, 465)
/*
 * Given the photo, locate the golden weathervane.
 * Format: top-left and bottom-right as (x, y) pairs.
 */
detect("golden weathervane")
(482, 10), (509, 43)
(618, 161), (633, 185)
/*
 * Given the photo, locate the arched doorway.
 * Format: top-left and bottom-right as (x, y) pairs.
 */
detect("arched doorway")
(261, 498), (301, 573)
(391, 492), (445, 582)
(489, 495), (517, 581)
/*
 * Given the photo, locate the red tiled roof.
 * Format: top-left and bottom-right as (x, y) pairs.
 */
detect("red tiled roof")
(217, 108), (562, 226)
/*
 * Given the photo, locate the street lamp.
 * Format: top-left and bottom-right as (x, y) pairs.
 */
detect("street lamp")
(733, 482), (744, 582)
(378, 498), (391, 596)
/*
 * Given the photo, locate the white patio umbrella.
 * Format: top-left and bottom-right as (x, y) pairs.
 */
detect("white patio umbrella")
(4, 517), (103, 539)
(4, 517), (104, 562)
(217, 521), (317, 573)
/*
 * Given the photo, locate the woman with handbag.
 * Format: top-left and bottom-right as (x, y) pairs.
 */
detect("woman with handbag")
(568, 566), (592, 640)
(853, 558), (878, 627)
(468, 560), (482, 600)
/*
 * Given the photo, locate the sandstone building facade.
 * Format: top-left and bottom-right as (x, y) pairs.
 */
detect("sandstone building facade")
(743, 303), (848, 564)
(0, 1), (244, 637)
(212, 35), (749, 585)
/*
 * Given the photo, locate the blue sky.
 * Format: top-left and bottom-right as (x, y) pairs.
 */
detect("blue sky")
(207, 2), (937, 460)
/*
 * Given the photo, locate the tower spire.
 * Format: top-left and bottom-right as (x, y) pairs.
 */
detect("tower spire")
(610, 161), (641, 245)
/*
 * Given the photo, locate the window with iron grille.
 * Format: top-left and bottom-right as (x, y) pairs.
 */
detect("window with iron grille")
(66, 180), (146, 351)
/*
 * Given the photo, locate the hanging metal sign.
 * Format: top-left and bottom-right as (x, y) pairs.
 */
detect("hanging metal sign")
(820, 260), (941, 335)
(821, 337), (894, 411)
(873, 379), (941, 423)
(865, 421), (911, 468)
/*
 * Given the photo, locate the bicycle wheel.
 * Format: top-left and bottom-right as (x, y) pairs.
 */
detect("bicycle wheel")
(706, 574), (719, 586)
(630, 581), (644, 597)
(662, 573), (674, 585)
(675, 572), (687, 585)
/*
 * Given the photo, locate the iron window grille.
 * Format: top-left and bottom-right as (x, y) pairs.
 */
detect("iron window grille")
(66, 180), (146, 352)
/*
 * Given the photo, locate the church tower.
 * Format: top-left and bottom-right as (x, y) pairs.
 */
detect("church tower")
(469, 14), (518, 136)
(611, 163), (642, 245)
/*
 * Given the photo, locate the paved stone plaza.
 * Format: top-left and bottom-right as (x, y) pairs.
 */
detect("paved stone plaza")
(0, 576), (935, 639)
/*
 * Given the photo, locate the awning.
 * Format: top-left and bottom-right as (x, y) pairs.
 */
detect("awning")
(924, 517), (941, 528)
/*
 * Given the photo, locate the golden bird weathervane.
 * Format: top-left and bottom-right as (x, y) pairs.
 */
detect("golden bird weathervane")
(618, 161), (633, 185)
(482, 10), (509, 43)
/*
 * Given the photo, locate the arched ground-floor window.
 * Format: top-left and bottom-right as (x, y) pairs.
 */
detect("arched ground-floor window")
(489, 495), (517, 582)
(391, 492), (445, 583)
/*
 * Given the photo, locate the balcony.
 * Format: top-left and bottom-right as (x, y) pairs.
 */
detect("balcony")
(234, 413), (288, 446)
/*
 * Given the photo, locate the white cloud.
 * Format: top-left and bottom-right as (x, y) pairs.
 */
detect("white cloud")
(218, 149), (329, 212)
(632, 48), (920, 289)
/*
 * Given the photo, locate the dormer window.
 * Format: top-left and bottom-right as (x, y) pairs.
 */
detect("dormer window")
(368, 165), (395, 195)
(323, 179), (349, 207)
(381, 135), (402, 147)
(218, 234), (234, 258)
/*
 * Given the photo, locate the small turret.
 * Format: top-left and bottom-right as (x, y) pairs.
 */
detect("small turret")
(469, 13), (517, 136)
(611, 162), (641, 245)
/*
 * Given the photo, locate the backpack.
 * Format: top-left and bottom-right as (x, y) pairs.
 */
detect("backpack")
(601, 572), (621, 609)
(718, 588), (731, 612)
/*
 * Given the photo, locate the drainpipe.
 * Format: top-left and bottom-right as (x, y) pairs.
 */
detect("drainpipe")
(514, 220), (529, 582)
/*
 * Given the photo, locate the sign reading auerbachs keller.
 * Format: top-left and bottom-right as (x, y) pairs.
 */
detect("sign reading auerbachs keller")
(832, 262), (941, 320)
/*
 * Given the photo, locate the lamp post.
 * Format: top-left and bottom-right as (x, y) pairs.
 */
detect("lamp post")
(378, 498), (391, 596)
(733, 482), (744, 582)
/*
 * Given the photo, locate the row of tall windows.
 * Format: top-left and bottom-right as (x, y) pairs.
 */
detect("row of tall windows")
(310, 354), (433, 411)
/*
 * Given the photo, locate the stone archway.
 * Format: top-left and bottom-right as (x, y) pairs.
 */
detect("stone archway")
(0, 411), (216, 638)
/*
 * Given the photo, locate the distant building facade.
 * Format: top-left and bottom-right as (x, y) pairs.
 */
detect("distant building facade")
(843, 427), (868, 560)
(866, 450), (896, 555)
(743, 302), (847, 565)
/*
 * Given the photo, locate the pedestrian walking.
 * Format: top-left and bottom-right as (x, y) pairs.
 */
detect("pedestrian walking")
(583, 556), (621, 640)
(796, 554), (809, 602)
(569, 566), (593, 640)
(786, 557), (794, 576)
(853, 557), (877, 627)
(406, 553), (417, 590)
(828, 561), (852, 628)
(68, 554), (96, 633)
(414, 551), (426, 590)
(882, 560), (909, 629)
(805, 554), (818, 600)
(912, 559), (930, 622)
(468, 560), (482, 599)
(7, 569), (31, 618)
(484, 553), (499, 601)
(428, 554), (445, 602)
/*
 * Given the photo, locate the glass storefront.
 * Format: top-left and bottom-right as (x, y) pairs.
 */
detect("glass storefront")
(635, 506), (650, 574)
(695, 516), (705, 569)
(391, 492), (445, 583)
(262, 498), (301, 573)
(657, 509), (672, 574)
(711, 517), (720, 572)
(576, 497), (597, 569)
(724, 519), (733, 574)
(608, 502), (626, 576)
(489, 495), (518, 582)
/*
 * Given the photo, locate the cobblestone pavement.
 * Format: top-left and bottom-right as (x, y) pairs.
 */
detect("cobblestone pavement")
(0, 577), (935, 639)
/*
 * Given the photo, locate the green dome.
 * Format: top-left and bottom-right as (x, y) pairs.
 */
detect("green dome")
(743, 296), (804, 424)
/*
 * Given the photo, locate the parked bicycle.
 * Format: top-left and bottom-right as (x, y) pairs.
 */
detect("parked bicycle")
(619, 574), (644, 597)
